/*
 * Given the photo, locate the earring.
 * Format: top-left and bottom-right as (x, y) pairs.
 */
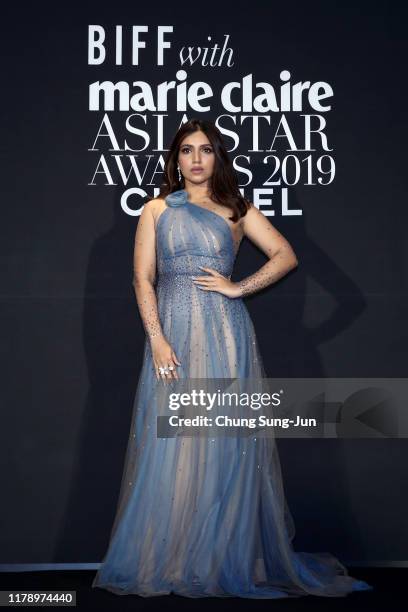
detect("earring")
(177, 165), (182, 182)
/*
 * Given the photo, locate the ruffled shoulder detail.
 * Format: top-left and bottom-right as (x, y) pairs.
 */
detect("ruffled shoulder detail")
(165, 189), (188, 208)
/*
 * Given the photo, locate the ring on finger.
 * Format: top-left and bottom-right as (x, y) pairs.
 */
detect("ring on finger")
(158, 364), (174, 375)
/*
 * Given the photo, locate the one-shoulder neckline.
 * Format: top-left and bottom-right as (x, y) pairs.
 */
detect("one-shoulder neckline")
(186, 200), (234, 234)
(157, 191), (235, 250)
(165, 189), (233, 227)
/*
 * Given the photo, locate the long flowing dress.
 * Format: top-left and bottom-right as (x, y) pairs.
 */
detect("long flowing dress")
(92, 189), (373, 598)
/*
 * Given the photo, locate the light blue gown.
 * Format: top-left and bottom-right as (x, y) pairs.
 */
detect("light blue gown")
(92, 189), (373, 598)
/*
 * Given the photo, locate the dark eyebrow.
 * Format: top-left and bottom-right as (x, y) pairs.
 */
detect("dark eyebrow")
(180, 143), (213, 147)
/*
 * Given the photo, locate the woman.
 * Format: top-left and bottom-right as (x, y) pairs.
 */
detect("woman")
(92, 119), (373, 598)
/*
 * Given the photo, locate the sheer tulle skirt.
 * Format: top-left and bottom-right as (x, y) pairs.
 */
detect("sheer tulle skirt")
(92, 259), (372, 598)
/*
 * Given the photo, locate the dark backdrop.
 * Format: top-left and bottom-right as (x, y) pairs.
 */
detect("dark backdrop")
(0, 0), (406, 565)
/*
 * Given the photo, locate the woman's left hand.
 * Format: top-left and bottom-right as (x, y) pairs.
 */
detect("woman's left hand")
(192, 266), (241, 298)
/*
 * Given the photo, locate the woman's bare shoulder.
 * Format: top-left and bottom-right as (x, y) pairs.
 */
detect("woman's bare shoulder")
(143, 196), (167, 222)
(240, 201), (258, 220)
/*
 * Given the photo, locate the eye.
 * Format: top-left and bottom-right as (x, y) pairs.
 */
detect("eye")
(180, 146), (213, 154)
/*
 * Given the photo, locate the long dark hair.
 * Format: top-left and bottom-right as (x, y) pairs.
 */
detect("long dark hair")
(158, 119), (251, 223)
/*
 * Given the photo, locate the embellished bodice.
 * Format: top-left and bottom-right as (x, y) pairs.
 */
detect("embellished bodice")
(155, 189), (235, 279)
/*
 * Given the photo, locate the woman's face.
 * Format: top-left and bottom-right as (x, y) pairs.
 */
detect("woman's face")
(178, 130), (215, 186)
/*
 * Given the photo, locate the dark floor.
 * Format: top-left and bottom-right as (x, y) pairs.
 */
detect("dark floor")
(0, 568), (405, 611)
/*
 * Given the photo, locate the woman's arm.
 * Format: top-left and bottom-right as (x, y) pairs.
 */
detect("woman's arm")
(132, 200), (181, 381)
(236, 204), (298, 297)
(132, 200), (165, 341)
